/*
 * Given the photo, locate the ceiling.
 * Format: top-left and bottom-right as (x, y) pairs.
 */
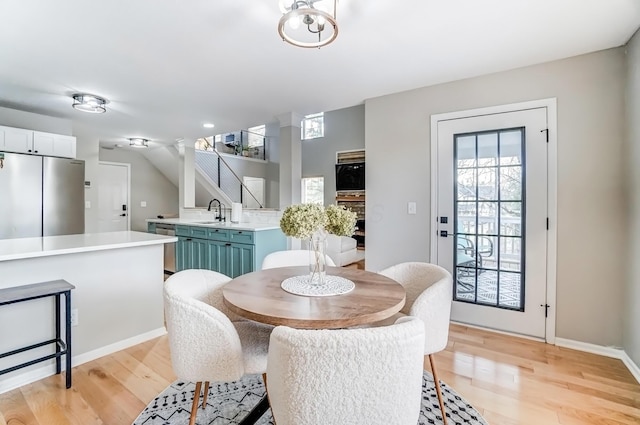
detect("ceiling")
(1, 0), (639, 149)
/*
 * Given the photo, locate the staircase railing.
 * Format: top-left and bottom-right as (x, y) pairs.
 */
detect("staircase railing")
(195, 143), (264, 208)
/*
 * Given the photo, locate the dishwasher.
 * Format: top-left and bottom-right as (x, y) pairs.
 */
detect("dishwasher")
(154, 223), (176, 274)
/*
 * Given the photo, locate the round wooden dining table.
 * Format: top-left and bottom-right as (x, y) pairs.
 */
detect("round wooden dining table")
(222, 266), (406, 329)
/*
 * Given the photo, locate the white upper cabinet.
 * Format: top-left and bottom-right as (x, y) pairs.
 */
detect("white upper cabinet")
(0, 126), (76, 158)
(0, 126), (33, 153)
(33, 131), (76, 158)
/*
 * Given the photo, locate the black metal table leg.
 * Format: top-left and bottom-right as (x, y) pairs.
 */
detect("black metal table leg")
(64, 290), (72, 389)
(236, 396), (270, 425)
(55, 294), (61, 375)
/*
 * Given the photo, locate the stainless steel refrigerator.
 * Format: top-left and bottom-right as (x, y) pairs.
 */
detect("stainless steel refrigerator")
(0, 152), (85, 239)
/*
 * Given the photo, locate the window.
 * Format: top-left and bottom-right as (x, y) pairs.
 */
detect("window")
(301, 112), (324, 140)
(195, 136), (214, 151)
(247, 124), (266, 148)
(301, 177), (324, 205)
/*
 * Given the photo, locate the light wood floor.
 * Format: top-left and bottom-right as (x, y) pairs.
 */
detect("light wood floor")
(1, 324), (638, 425)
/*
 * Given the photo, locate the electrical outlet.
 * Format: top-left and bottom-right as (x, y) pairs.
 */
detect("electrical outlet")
(71, 309), (79, 327)
(408, 202), (417, 215)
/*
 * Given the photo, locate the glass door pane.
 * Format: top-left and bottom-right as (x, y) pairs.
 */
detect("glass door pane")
(453, 128), (525, 310)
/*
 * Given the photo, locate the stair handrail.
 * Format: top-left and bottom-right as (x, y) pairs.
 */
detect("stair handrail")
(199, 143), (264, 209)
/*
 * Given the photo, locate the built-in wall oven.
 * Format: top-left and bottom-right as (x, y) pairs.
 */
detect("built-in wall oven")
(154, 223), (176, 274)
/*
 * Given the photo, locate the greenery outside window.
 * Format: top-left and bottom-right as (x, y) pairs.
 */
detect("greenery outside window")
(302, 177), (324, 205)
(302, 112), (324, 140)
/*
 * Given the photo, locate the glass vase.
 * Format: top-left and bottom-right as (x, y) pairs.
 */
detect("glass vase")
(308, 231), (327, 285)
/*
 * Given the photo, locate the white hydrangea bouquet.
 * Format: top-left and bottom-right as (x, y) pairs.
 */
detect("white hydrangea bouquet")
(280, 203), (357, 239)
(280, 203), (357, 283)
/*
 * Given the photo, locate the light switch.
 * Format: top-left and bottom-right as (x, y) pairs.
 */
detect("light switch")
(85, 201), (91, 209)
(408, 202), (417, 215)
(141, 201), (147, 207)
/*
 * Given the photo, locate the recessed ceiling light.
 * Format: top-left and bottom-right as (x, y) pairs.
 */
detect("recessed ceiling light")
(72, 93), (107, 114)
(203, 123), (215, 128)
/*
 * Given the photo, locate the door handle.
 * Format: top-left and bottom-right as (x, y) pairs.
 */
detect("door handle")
(440, 230), (454, 237)
(120, 213), (126, 217)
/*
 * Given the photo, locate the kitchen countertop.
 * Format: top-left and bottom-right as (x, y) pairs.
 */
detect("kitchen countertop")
(0, 231), (177, 262)
(147, 218), (281, 232)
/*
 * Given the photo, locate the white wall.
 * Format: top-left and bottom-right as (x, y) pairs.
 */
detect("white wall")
(197, 154), (270, 208)
(73, 125), (100, 233)
(625, 30), (640, 367)
(365, 48), (627, 347)
(0, 107), (72, 135)
(278, 113), (302, 209)
(99, 148), (179, 231)
(302, 105), (365, 206)
(265, 121), (280, 209)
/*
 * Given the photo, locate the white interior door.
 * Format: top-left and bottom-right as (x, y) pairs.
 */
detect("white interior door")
(433, 106), (549, 339)
(243, 176), (265, 209)
(98, 162), (130, 232)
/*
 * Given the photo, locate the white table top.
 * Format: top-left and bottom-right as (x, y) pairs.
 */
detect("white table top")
(0, 231), (177, 262)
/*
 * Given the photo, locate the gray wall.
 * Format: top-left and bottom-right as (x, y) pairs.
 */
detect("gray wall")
(625, 31), (640, 366)
(365, 48), (627, 347)
(302, 104), (365, 206)
(99, 148), (179, 232)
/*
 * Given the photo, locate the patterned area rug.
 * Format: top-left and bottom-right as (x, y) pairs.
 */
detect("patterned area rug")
(132, 371), (488, 425)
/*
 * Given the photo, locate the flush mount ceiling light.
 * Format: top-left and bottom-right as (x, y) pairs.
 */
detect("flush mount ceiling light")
(203, 123), (215, 128)
(72, 93), (107, 114)
(278, 0), (338, 48)
(129, 138), (149, 148)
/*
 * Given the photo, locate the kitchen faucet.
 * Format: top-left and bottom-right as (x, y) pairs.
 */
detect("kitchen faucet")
(207, 198), (226, 222)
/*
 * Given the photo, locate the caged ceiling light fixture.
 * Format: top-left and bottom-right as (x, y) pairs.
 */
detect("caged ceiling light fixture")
(129, 138), (149, 148)
(72, 93), (107, 114)
(278, 0), (338, 49)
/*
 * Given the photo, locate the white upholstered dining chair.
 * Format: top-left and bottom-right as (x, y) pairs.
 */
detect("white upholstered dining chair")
(266, 316), (425, 425)
(378, 262), (453, 425)
(261, 249), (336, 269)
(163, 269), (272, 425)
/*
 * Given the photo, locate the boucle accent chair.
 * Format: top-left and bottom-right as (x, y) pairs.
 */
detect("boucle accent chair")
(266, 317), (425, 425)
(379, 262), (453, 425)
(164, 269), (272, 425)
(261, 249), (336, 269)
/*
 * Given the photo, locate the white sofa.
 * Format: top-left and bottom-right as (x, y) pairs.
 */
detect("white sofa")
(325, 234), (358, 266)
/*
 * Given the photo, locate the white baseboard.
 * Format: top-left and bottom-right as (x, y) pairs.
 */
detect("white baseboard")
(620, 351), (640, 384)
(451, 320), (546, 343)
(555, 337), (640, 384)
(554, 337), (624, 358)
(72, 327), (167, 367)
(0, 327), (167, 395)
